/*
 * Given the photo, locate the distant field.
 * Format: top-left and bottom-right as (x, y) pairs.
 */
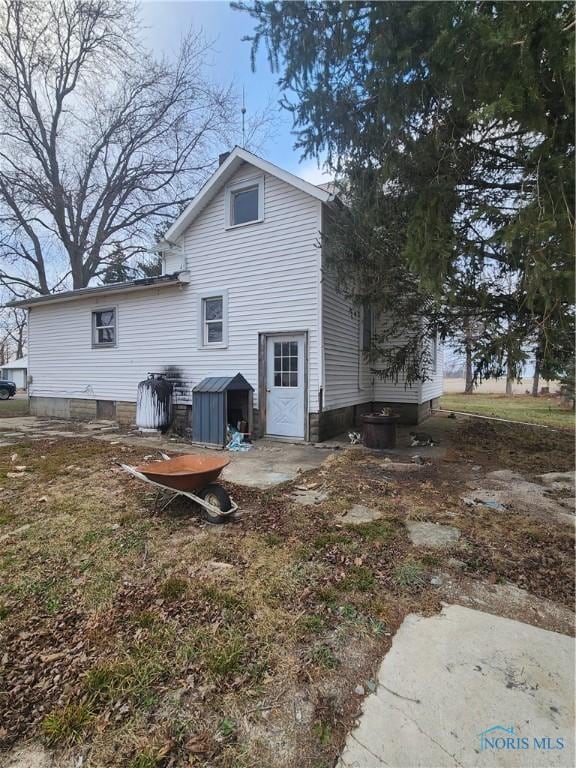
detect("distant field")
(443, 377), (559, 395)
(440, 393), (574, 429)
(0, 396), (29, 417)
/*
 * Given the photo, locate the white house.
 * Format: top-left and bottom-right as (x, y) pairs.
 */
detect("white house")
(9, 148), (442, 441)
(0, 356), (28, 390)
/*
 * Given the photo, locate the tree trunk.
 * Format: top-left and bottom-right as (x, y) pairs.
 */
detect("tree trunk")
(531, 357), (541, 397)
(464, 343), (474, 394)
(505, 360), (513, 396)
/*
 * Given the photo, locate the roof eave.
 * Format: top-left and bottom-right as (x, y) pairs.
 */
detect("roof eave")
(6, 272), (188, 309)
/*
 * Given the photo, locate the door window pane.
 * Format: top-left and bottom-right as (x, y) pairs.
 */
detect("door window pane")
(272, 340), (298, 387)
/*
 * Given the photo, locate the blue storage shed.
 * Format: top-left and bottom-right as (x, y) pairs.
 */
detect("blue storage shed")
(192, 373), (253, 447)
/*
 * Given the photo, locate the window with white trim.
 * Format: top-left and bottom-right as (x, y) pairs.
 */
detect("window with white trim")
(92, 308), (116, 347)
(202, 295), (224, 344)
(225, 176), (264, 227)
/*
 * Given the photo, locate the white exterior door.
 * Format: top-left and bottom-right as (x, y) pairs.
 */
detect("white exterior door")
(266, 335), (305, 438)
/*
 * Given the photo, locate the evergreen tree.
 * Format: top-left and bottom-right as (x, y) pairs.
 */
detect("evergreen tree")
(237, 0), (575, 382)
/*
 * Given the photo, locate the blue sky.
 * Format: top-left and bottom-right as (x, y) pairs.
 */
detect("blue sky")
(141, 0), (332, 184)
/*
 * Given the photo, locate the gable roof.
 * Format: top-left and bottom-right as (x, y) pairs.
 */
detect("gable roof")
(193, 373), (254, 393)
(163, 146), (333, 244)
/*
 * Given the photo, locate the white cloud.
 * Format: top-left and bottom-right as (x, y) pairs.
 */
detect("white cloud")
(294, 158), (334, 186)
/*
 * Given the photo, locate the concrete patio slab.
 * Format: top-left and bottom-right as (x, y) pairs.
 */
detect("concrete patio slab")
(339, 605), (574, 768)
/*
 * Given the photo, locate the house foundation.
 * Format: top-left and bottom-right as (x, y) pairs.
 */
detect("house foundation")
(28, 396), (438, 442)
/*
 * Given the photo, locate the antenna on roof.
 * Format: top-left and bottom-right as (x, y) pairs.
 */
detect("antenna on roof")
(241, 86), (247, 149)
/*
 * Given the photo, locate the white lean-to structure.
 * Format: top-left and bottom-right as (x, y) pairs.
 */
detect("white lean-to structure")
(11, 147), (442, 441)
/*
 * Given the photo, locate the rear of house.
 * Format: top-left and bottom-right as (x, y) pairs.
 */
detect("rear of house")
(13, 148), (442, 442)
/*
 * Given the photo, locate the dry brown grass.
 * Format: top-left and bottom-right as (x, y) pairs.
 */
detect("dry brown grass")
(0, 424), (573, 767)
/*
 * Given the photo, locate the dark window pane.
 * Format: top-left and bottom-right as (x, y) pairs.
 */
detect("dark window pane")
(289, 342), (298, 356)
(281, 372), (289, 387)
(282, 342), (290, 356)
(288, 356), (297, 371)
(274, 342), (282, 356)
(207, 322), (223, 343)
(274, 373), (281, 387)
(289, 372), (298, 387)
(204, 297), (222, 321)
(232, 187), (258, 225)
(96, 310), (114, 326)
(98, 327), (114, 344)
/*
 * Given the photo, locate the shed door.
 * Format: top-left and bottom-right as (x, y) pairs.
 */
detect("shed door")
(266, 335), (305, 439)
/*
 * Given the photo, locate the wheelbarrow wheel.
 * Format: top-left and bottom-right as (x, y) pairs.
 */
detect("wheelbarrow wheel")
(198, 483), (232, 524)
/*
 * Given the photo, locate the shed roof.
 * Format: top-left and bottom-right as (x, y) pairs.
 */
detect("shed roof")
(193, 374), (253, 393)
(6, 272), (189, 309)
(1, 356), (27, 369)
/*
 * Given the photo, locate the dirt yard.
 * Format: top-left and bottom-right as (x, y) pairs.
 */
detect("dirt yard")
(0, 415), (574, 768)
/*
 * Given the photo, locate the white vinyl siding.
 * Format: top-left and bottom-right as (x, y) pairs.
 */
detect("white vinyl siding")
(27, 162), (322, 410)
(321, 265), (372, 410)
(420, 338), (444, 402)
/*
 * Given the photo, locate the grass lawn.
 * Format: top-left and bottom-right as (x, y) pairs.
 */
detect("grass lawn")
(0, 421), (573, 767)
(0, 397), (29, 417)
(440, 393), (575, 429)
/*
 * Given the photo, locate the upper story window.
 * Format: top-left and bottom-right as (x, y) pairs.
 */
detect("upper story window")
(225, 175), (264, 228)
(92, 308), (116, 347)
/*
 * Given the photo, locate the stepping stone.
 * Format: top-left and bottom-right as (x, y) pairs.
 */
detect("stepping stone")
(292, 489), (328, 506)
(339, 504), (381, 524)
(406, 520), (460, 548)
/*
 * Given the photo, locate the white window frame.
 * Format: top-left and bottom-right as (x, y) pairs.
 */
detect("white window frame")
(92, 307), (117, 348)
(198, 289), (228, 349)
(224, 175), (264, 229)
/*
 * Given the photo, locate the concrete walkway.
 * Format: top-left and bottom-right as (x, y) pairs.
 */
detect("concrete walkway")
(0, 415), (330, 489)
(339, 605), (574, 768)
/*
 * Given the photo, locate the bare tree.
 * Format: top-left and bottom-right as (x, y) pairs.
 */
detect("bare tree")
(0, 0), (241, 294)
(0, 304), (27, 360)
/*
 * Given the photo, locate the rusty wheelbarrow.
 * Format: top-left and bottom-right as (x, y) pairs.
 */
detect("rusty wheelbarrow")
(120, 453), (237, 524)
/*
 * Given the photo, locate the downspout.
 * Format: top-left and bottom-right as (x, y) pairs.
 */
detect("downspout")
(317, 201), (325, 413)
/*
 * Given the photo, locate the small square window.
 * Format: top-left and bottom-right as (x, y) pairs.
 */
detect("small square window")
(92, 308), (116, 347)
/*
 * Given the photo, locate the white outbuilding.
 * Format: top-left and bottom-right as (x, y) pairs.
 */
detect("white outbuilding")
(1, 356), (28, 390)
